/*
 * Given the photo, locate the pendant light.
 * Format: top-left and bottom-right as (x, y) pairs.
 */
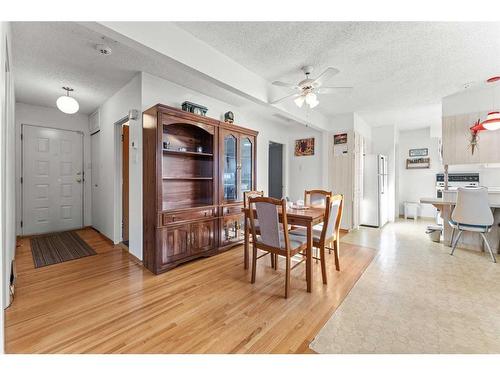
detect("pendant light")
(482, 112), (500, 131)
(56, 87), (79, 114)
(480, 77), (500, 130)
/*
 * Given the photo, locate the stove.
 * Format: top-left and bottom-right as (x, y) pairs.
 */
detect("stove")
(435, 173), (480, 198)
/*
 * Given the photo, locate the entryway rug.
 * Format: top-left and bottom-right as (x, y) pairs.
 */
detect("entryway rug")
(30, 231), (96, 268)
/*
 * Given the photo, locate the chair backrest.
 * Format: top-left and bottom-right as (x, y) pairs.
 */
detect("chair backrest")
(248, 197), (290, 251)
(451, 187), (493, 227)
(304, 189), (332, 207)
(321, 194), (344, 243)
(243, 190), (264, 209)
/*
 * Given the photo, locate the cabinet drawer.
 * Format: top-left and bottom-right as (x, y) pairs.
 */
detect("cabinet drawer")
(221, 205), (243, 216)
(162, 208), (216, 225)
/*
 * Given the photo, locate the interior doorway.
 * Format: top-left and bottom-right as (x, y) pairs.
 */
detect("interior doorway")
(121, 123), (129, 246)
(268, 141), (284, 199)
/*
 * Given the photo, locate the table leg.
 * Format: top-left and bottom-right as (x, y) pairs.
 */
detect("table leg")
(244, 214), (249, 270)
(306, 222), (313, 293)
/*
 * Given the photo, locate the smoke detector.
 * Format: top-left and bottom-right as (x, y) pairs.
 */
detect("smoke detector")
(96, 43), (112, 56)
(463, 82), (474, 90)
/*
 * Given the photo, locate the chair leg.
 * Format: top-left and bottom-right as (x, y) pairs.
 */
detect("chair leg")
(333, 238), (340, 271)
(274, 254), (278, 270)
(285, 255), (291, 299)
(479, 232), (497, 263)
(450, 226), (456, 247)
(251, 243), (258, 284)
(270, 251), (275, 268)
(450, 230), (463, 256)
(320, 245), (327, 284)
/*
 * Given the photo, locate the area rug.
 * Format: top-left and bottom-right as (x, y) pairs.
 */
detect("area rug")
(309, 220), (500, 354)
(30, 231), (96, 268)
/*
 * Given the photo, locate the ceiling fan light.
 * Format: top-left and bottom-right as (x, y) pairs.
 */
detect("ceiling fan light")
(294, 96), (305, 108)
(305, 92), (317, 105)
(309, 98), (320, 108)
(482, 112), (500, 130)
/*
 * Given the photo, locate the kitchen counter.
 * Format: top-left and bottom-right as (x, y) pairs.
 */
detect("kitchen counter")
(420, 197), (500, 208)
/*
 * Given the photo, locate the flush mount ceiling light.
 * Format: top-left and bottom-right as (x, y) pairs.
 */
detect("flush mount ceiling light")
(56, 87), (79, 114)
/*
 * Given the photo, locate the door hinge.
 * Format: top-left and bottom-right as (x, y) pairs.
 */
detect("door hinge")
(20, 177), (23, 184)
(121, 134), (124, 142)
(20, 221), (23, 228)
(21, 133), (23, 140)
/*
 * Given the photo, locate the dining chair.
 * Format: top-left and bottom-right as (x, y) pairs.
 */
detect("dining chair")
(248, 196), (308, 298)
(243, 190), (272, 268)
(289, 194), (344, 284)
(304, 189), (332, 208)
(449, 187), (496, 263)
(244, 190), (264, 229)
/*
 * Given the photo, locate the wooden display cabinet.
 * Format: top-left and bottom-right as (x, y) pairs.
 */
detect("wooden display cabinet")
(143, 104), (257, 274)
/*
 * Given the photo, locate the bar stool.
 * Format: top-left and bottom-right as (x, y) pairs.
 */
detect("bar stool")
(449, 187), (496, 263)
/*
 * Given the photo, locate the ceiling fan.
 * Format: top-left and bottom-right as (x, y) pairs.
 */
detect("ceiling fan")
(271, 66), (352, 108)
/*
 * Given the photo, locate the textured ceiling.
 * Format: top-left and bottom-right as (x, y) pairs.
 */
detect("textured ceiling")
(12, 22), (139, 114)
(176, 22), (500, 125)
(11, 22), (252, 115)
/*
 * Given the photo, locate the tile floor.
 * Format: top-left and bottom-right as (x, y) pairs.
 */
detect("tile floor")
(310, 219), (500, 354)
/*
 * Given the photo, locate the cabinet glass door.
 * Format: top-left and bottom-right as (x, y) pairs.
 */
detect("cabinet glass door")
(223, 134), (238, 201)
(240, 137), (253, 197)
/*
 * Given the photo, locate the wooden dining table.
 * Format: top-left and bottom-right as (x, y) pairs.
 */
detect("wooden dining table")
(242, 206), (326, 293)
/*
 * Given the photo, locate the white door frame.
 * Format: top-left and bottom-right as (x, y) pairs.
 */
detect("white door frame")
(21, 124), (85, 235)
(113, 115), (129, 244)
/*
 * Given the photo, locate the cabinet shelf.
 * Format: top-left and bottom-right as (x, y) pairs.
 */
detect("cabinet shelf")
(163, 149), (213, 157)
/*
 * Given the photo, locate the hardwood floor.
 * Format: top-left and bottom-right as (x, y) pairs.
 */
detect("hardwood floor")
(5, 228), (376, 353)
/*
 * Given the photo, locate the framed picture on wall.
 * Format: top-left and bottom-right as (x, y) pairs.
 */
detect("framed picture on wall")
(295, 138), (315, 156)
(334, 133), (348, 145)
(409, 148), (428, 157)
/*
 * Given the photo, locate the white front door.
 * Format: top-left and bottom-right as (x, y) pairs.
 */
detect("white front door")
(22, 125), (83, 235)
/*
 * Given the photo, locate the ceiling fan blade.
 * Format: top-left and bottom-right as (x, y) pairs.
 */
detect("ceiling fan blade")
(272, 81), (300, 89)
(270, 92), (302, 104)
(317, 86), (353, 94)
(311, 67), (340, 86)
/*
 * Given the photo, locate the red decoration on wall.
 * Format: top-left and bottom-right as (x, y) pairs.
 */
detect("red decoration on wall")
(469, 118), (484, 155)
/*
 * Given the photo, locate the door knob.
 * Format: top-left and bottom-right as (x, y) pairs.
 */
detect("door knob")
(76, 178), (82, 183)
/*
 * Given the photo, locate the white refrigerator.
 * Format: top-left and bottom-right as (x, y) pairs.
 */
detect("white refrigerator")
(361, 154), (388, 228)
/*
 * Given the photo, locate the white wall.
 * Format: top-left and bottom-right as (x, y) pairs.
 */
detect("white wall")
(443, 84), (500, 117)
(15, 103), (92, 233)
(354, 113), (372, 143)
(1, 21), (16, 352)
(92, 73), (142, 260)
(287, 126), (324, 201)
(398, 127), (443, 218)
